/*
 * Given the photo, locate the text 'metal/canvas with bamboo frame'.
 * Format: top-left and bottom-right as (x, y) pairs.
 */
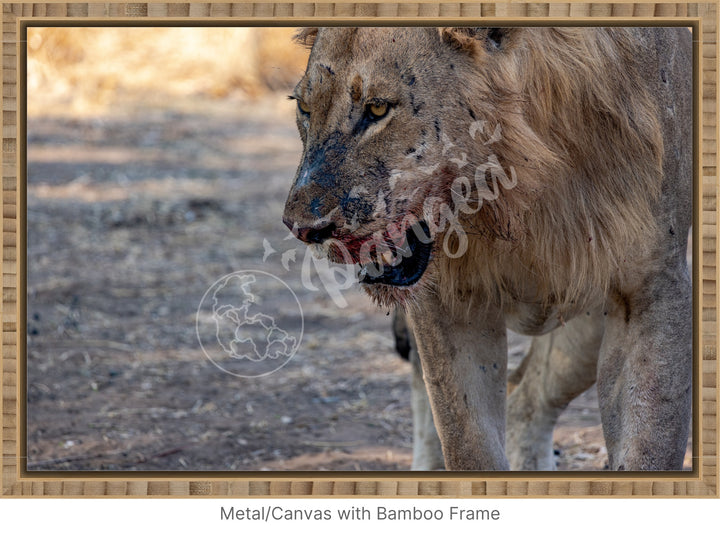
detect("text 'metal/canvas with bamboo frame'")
(1, 1), (718, 497)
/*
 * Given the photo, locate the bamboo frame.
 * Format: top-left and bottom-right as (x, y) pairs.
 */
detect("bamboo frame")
(1, 1), (717, 497)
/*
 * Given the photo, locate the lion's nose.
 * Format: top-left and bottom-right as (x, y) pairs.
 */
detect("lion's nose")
(283, 218), (337, 244)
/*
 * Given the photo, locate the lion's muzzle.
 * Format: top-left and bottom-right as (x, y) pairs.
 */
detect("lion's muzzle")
(283, 210), (433, 288)
(283, 217), (337, 245)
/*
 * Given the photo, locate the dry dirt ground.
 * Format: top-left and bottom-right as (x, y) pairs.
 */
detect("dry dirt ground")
(26, 94), (691, 472)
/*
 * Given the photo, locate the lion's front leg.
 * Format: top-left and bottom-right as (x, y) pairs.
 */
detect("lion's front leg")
(407, 296), (509, 470)
(597, 264), (692, 471)
(409, 342), (445, 470)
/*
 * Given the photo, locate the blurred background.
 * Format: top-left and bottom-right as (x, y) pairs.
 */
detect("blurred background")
(27, 27), (309, 116)
(26, 27), (424, 471)
(25, 27), (644, 471)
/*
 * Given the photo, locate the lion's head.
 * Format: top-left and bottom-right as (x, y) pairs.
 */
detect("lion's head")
(283, 27), (663, 308)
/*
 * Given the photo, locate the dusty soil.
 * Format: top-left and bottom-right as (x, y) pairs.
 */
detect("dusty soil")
(25, 94), (691, 472)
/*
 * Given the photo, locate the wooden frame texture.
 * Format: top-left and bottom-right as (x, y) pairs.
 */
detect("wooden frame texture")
(1, 1), (717, 497)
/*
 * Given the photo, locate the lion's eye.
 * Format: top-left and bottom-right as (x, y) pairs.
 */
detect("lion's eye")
(297, 99), (311, 115)
(368, 102), (389, 119)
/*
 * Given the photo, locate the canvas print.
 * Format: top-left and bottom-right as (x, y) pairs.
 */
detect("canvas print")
(25, 26), (692, 471)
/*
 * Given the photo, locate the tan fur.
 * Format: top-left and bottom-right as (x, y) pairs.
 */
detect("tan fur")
(284, 27), (692, 470)
(439, 28), (664, 315)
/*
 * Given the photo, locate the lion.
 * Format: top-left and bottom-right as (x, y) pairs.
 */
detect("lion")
(283, 27), (692, 470)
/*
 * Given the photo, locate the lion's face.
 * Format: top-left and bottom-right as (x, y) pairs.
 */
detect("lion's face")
(283, 27), (501, 304)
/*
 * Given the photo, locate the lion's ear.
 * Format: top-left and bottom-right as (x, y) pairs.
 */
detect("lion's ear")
(440, 27), (518, 54)
(484, 28), (519, 49)
(440, 27), (481, 52)
(294, 27), (319, 49)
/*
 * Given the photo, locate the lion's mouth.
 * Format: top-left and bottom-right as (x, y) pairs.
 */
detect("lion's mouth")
(358, 221), (433, 287)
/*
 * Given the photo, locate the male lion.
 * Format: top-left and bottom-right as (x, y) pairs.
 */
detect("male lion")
(283, 27), (692, 470)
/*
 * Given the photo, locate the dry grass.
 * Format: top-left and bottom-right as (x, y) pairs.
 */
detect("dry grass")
(27, 27), (309, 116)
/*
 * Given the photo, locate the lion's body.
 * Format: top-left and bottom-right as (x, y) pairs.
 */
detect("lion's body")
(284, 27), (692, 470)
